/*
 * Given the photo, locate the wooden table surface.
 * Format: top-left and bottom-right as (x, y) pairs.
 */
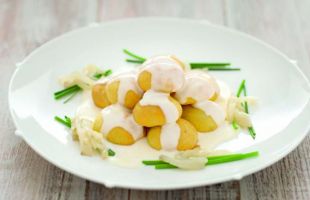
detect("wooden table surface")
(1, 0), (310, 199)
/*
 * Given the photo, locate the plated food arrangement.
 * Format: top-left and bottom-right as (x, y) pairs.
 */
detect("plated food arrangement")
(9, 18), (310, 189)
(54, 49), (259, 170)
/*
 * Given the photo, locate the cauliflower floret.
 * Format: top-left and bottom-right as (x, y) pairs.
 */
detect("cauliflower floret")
(226, 96), (257, 128)
(71, 116), (108, 158)
(59, 64), (102, 89)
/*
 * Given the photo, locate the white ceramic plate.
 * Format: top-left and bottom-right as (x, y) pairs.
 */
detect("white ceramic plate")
(8, 18), (310, 190)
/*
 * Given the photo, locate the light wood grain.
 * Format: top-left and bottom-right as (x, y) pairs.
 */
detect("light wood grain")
(225, 1), (310, 199)
(295, 0), (310, 78)
(0, 0), (96, 199)
(1, 0), (310, 199)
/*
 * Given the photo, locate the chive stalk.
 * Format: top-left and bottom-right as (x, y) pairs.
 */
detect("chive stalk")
(155, 151), (259, 169)
(142, 160), (166, 165)
(232, 121), (239, 130)
(207, 151), (259, 165)
(64, 116), (71, 124)
(190, 63), (230, 69)
(208, 68), (240, 71)
(125, 59), (145, 64)
(143, 152), (259, 165)
(54, 85), (81, 100)
(248, 127), (256, 139)
(143, 151), (259, 169)
(123, 49), (146, 61)
(236, 80), (256, 139)
(108, 149), (116, 156)
(236, 80), (246, 97)
(155, 164), (177, 169)
(54, 85), (79, 95)
(242, 84), (256, 139)
(123, 49), (240, 71)
(242, 84), (249, 113)
(93, 73), (102, 79)
(93, 69), (113, 79)
(104, 69), (113, 76)
(54, 116), (71, 128)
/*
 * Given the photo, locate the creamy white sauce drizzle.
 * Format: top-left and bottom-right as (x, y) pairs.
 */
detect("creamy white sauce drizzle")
(143, 55), (179, 66)
(208, 74), (220, 95)
(104, 138), (176, 168)
(198, 122), (239, 152)
(160, 123), (181, 150)
(194, 100), (226, 125)
(106, 123), (238, 168)
(74, 64), (243, 168)
(143, 62), (184, 92)
(75, 97), (101, 121)
(175, 71), (216, 103)
(216, 80), (232, 110)
(100, 104), (143, 140)
(139, 90), (179, 123)
(108, 72), (142, 105)
(126, 115), (144, 140)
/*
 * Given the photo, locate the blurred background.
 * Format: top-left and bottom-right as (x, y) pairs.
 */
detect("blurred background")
(1, 1), (310, 199)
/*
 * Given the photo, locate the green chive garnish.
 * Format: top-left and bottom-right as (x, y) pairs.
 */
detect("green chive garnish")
(244, 101), (249, 113)
(248, 127), (256, 139)
(104, 69), (113, 76)
(155, 164), (177, 169)
(123, 49), (146, 61)
(190, 62), (240, 71)
(93, 73), (102, 79)
(93, 69), (113, 80)
(123, 50), (240, 71)
(56, 69), (112, 102)
(236, 80), (256, 139)
(64, 116), (71, 124)
(142, 151), (259, 169)
(207, 151), (259, 165)
(143, 152), (258, 165)
(108, 149), (116, 156)
(125, 59), (145, 64)
(54, 116), (71, 128)
(236, 80), (246, 97)
(207, 68), (240, 71)
(190, 63), (230, 69)
(54, 85), (80, 96)
(242, 83), (249, 113)
(142, 160), (166, 165)
(54, 85), (81, 100)
(232, 121), (239, 130)
(242, 83), (256, 139)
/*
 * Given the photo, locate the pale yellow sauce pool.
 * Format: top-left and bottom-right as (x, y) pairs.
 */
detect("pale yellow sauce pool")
(75, 77), (238, 168)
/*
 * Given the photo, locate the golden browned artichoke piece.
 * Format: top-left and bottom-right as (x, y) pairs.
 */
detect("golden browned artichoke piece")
(133, 91), (182, 127)
(137, 55), (185, 93)
(182, 100), (225, 132)
(92, 83), (111, 108)
(93, 105), (144, 145)
(106, 73), (142, 109)
(147, 119), (198, 150)
(174, 71), (220, 105)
